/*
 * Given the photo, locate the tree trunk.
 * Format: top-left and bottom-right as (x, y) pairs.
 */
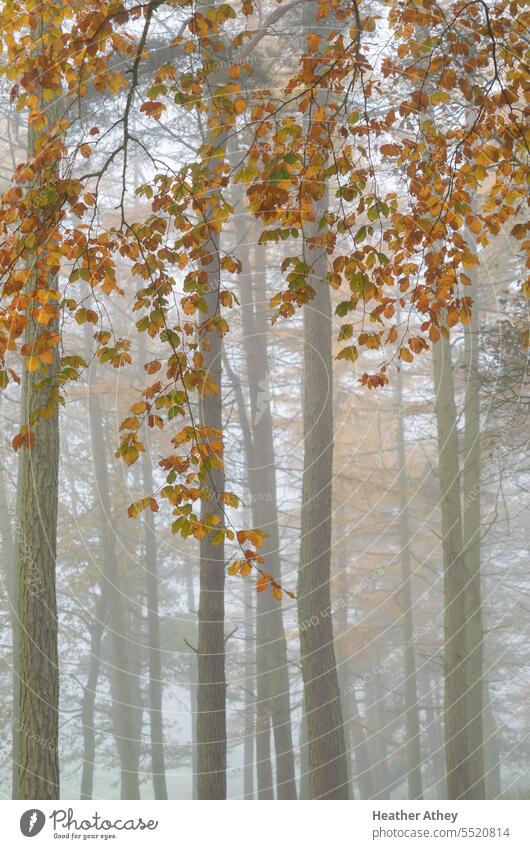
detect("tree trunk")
(141, 446), (168, 799)
(462, 269), (485, 798)
(80, 591), (107, 799)
(366, 658), (391, 799)
(15, 343), (60, 799)
(255, 706), (274, 799)
(14, 69), (61, 798)
(242, 576), (255, 799)
(185, 563), (198, 799)
(196, 169), (227, 803)
(232, 207), (297, 798)
(348, 683), (375, 799)
(332, 545), (353, 795)
(137, 328), (167, 799)
(86, 365), (141, 799)
(483, 684), (502, 799)
(432, 327), (474, 798)
(395, 367), (423, 798)
(332, 549), (375, 799)
(223, 339), (273, 799)
(297, 179), (350, 798)
(422, 670), (447, 799)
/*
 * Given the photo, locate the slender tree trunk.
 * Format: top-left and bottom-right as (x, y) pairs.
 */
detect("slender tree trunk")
(425, 702), (446, 799)
(336, 657), (353, 798)
(185, 563), (198, 799)
(191, 0), (233, 792)
(141, 447), (168, 799)
(196, 165), (227, 803)
(421, 668), (447, 799)
(366, 659), (391, 799)
(483, 684), (502, 799)
(295, 1), (349, 797)
(462, 269), (485, 798)
(253, 241), (297, 799)
(80, 591), (107, 799)
(232, 207), (297, 797)
(299, 708), (310, 799)
(333, 544), (354, 795)
(255, 706), (274, 799)
(136, 331), (167, 799)
(432, 327), (473, 798)
(297, 179), (350, 798)
(348, 682), (375, 799)
(241, 572), (255, 799)
(395, 367), (423, 798)
(332, 550), (375, 798)
(86, 372), (141, 799)
(223, 343), (273, 798)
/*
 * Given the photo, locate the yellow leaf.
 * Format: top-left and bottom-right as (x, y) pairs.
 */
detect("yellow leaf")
(123, 445), (139, 466)
(257, 574), (269, 593)
(26, 356), (40, 372)
(380, 143), (400, 156)
(307, 33), (321, 53)
(467, 217), (482, 235)
(399, 347), (413, 363)
(128, 500), (145, 518)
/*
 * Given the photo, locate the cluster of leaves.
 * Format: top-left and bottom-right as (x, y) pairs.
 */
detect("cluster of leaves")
(0, 0), (528, 592)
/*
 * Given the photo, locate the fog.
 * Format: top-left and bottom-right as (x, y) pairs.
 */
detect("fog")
(0, 0), (528, 801)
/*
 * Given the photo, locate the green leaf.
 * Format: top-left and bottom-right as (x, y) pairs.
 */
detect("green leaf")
(336, 345), (358, 362)
(269, 168), (290, 185)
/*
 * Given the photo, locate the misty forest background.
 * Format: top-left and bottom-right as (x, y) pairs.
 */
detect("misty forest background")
(0, 0), (529, 801)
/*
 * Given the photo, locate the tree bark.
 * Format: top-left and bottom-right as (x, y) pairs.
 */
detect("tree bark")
(242, 576), (255, 799)
(422, 670), (447, 799)
(196, 163), (227, 803)
(462, 269), (485, 798)
(333, 550), (374, 798)
(366, 657), (391, 799)
(185, 562), (198, 799)
(222, 341), (273, 799)
(141, 446), (168, 799)
(14, 67), (61, 798)
(395, 367), (423, 799)
(15, 345), (60, 799)
(483, 684), (502, 799)
(432, 327), (474, 798)
(80, 591), (107, 799)
(348, 682), (375, 799)
(232, 207), (297, 798)
(86, 368), (142, 799)
(297, 180), (350, 798)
